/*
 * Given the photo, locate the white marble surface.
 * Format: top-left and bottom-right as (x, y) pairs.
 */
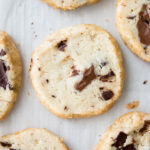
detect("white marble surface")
(0, 0), (150, 150)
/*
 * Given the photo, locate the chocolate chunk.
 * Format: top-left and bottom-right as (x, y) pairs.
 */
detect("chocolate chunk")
(127, 16), (136, 20)
(0, 49), (6, 56)
(123, 144), (136, 150)
(57, 40), (67, 51)
(100, 70), (115, 82)
(102, 90), (114, 100)
(112, 132), (127, 148)
(139, 120), (150, 133)
(0, 60), (8, 89)
(75, 65), (96, 91)
(137, 4), (150, 45)
(71, 69), (79, 77)
(46, 79), (49, 83)
(99, 87), (104, 90)
(0, 142), (12, 147)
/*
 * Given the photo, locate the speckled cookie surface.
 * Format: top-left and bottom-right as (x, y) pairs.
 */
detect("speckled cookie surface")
(95, 112), (150, 150)
(116, 0), (150, 62)
(41, 0), (99, 10)
(0, 31), (22, 121)
(29, 24), (124, 118)
(0, 128), (69, 150)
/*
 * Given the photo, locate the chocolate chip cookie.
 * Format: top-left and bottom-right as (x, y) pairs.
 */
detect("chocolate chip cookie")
(0, 128), (69, 150)
(117, 0), (150, 62)
(41, 0), (99, 10)
(29, 24), (124, 118)
(95, 112), (150, 150)
(0, 31), (22, 121)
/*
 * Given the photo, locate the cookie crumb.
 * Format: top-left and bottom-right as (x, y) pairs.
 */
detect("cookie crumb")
(125, 101), (139, 109)
(143, 80), (148, 84)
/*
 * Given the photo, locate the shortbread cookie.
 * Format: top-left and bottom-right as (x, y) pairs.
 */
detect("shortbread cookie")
(0, 31), (22, 121)
(41, 0), (99, 10)
(29, 24), (124, 118)
(95, 112), (150, 150)
(117, 0), (150, 62)
(0, 128), (69, 150)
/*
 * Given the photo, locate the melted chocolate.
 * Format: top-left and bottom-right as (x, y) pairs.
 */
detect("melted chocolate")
(75, 65), (96, 91)
(112, 132), (127, 148)
(0, 60), (8, 89)
(137, 4), (150, 45)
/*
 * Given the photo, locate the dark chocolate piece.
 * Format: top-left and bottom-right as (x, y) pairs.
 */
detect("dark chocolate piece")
(75, 65), (96, 91)
(123, 144), (136, 150)
(102, 90), (114, 100)
(71, 69), (79, 77)
(112, 132), (127, 148)
(0, 60), (8, 89)
(57, 40), (67, 51)
(137, 4), (150, 45)
(139, 120), (150, 133)
(127, 16), (136, 20)
(0, 142), (12, 147)
(100, 70), (115, 82)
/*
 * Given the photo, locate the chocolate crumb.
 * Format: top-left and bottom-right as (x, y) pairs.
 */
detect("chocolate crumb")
(123, 144), (136, 150)
(99, 87), (104, 90)
(46, 79), (49, 83)
(143, 80), (148, 84)
(102, 90), (114, 100)
(64, 106), (69, 111)
(38, 68), (41, 71)
(51, 95), (56, 98)
(100, 62), (108, 69)
(57, 40), (67, 51)
(100, 70), (115, 82)
(71, 69), (79, 77)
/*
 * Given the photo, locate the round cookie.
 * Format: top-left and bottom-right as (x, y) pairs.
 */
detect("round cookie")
(29, 24), (124, 119)
(0, 31), (22, 121)
(95, 112), (150, 150)
(41, 0), (99, 10)
(0, 128), (69, 150)
(116, 0), (150, 62)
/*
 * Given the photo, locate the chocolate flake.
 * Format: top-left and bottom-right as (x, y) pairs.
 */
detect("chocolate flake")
(112, 132), (127, 148)
(0, 49), (6, 56)
(46, 79), (49, 83)
(57, 40), (67, 51)
(122, 144), (136, 150)
(100, 70), (115, 82)
(64, 106), (69, 111)
(99, 87), (104, 90)
(139, 120), (150, 133)
(75, 65), (96, 91)
(137, 4), (150, 45)
(0, 142), (12, 147)
(102, 90), (114, 100)
(0, 60), (8, 89)
(100, 61), (108, 69)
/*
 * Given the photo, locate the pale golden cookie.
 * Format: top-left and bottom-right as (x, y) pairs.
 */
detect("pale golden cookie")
(29, 24), (124, 119)
(0, 128), (69, 150)
(41, 0), (99, 10)
(95, 112), (150, 150)
(116, 0), (150, 62)
(0, 31), (22, 121)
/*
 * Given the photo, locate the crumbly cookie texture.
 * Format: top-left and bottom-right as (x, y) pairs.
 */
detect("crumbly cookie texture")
(0, 31), (22, 121)
(41, 0), (99, 10)
(116, 0), (150, 62)
(29, 24), (124, 119)
(0, 128), (69, 150)
(95, 112), (150, 150)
